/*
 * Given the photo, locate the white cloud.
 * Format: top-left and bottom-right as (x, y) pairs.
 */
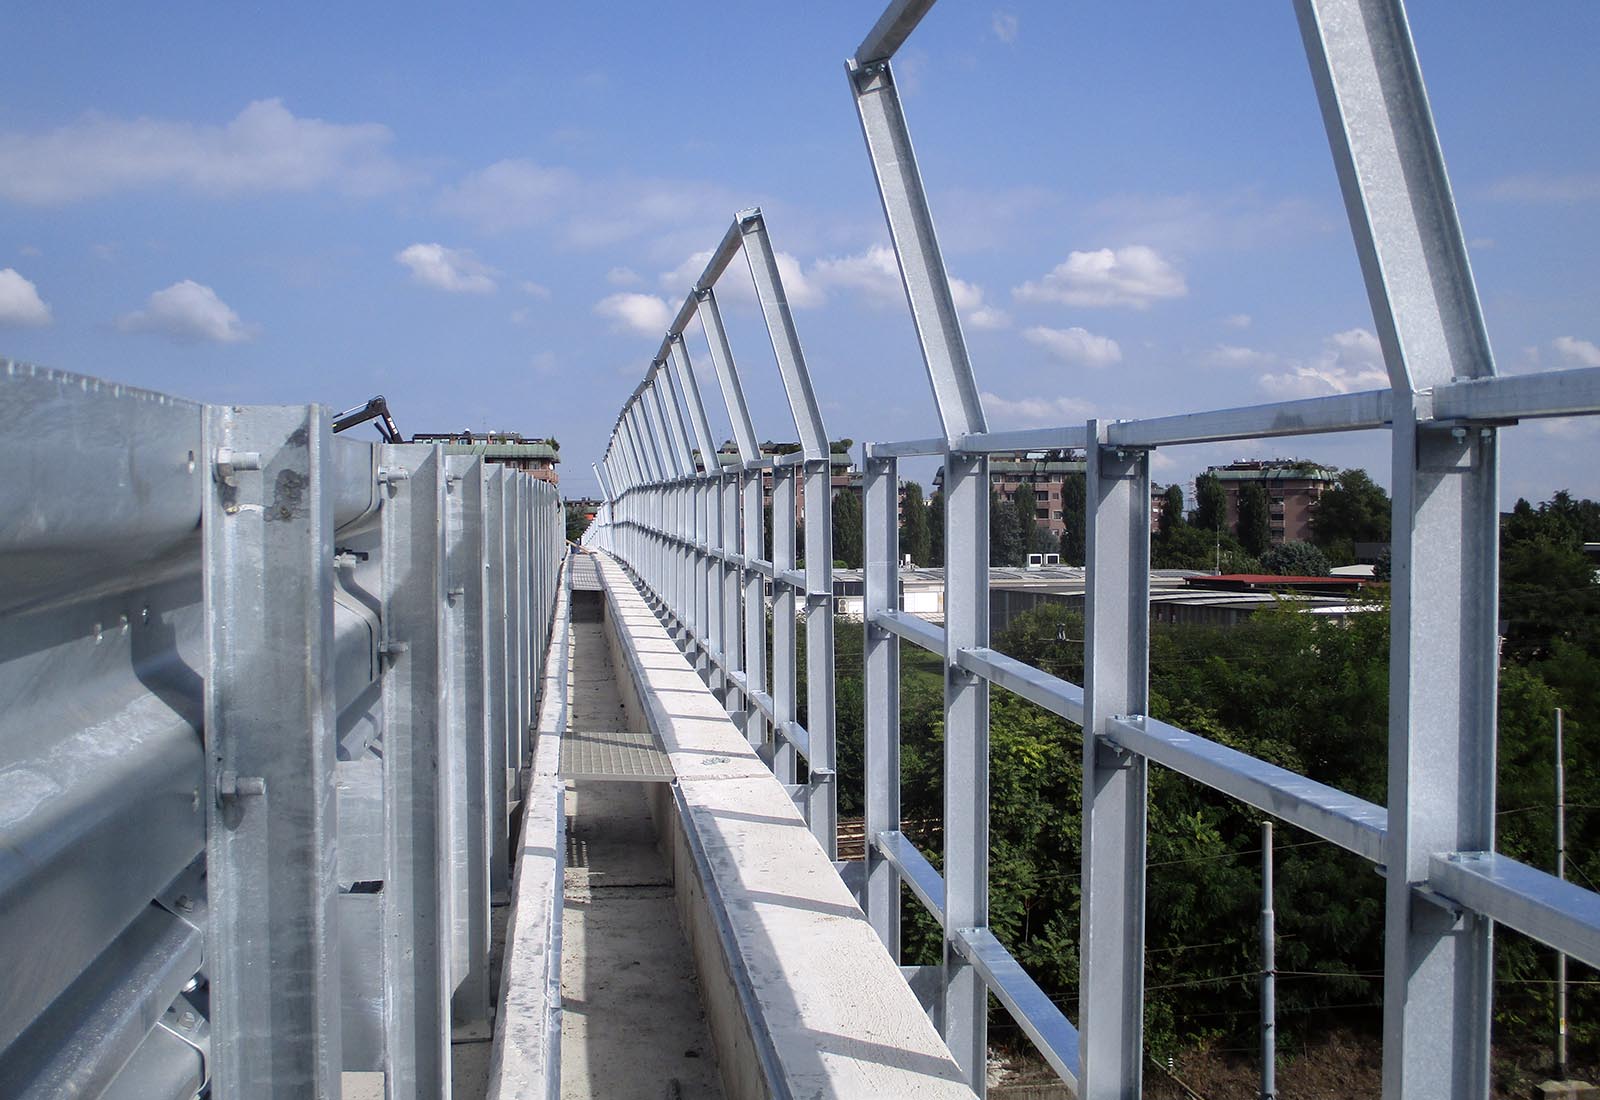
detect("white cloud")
(1552, 336), (1600, 368)
(0, 268), (52, 327)
(1487, 172), (1600, 204)
(438, 158), (576, 233)
(662, 248), (823, 309)
(521, 280), (550, 298)
(991, 12), (1019, 43)
(1023, 325), (1122, 368)
(1223, 313), (1252, 329)
(531, 351), (559, 376)
(607, 266), (640, 286)
(980, 391), (1094, 428)
(809, 245), (901, 306)
(0, 99), (406, 204)
(18, 244), (41, 257)
(950, 276), (1010, 329)
(118, 280), (254, 344)
(1257, 328), (1388, 398)
(1013, 245), (1186, 309)
(395, 243), (497, 294)
(594, 292), (671, 336)
(1205, 343), (1273, 368)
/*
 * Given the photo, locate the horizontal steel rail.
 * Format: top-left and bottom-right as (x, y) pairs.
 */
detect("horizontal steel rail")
(874, 831), (945, 925)
(955, 647), (1086, 727)
(1428, 853), (1600, 970)
(953, 928), (1080, 1094)
(872, 608), (947, 655)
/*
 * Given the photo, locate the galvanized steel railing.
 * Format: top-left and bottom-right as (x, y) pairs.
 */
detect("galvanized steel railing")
(587, 2), (1600, 1098)
(0, 361), (564, 1099)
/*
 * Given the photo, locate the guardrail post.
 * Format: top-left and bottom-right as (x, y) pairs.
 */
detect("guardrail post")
(772, 466), (798, 784)
(943, 450), (990, 1091)
(804, 456), (838, 857)
(1081, 429), (1151, 1098)
(378, 442), (451, 1098)
(743, 468), (769, 751)
(202, 403), (342, 1098)
(863, 452), (901, 955)
(446, 455), (493, 1037)
(486, 467), (511, 901)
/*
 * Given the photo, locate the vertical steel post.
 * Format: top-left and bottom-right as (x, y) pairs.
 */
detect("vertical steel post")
(1081, 431), (1151, 1099)
(202, 403), (342, 1099)
(943, 450), (990, 1091)
(379, 443), (451, 1099)
(722, 471), (744, 725)
(772, 466), (798, 784)
(447, 455), (493, 1036)
(485, 467), (511, 901)
(804, 456), (838, 857)
(1261, 821), (1276, 1100)
(863, 452), (902, 955)
(743, 468), (769, 752)
(1557, 706), (1569, 1081)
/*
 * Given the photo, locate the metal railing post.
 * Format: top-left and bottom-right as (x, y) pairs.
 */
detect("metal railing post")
(486, 466), (512, 901)
(202, 403), (342, 1098)
(772, 466), (798, 784)
(1081, 430), (1152, 1099)
(378, 443), (451, 1099)
(863, 452), (902, 955)
(804, 455), (838, 857)
(743, 468), (769, 752)
(943, 450), (990, 1091)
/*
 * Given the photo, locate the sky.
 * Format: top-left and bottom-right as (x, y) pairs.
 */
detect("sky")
(1, 2), (1596, 506)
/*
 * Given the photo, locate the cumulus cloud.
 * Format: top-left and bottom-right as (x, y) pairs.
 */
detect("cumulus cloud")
(1257, 328), (1388, 398)
(1223, 313), (1252, 329)
(0, 99), (407, 204)
(1023, 325), (1122, 368)
(607, 266), (640, 286)
(1553, 336), (1600, 368)
(1487, 172), (1600, 204)
(118, 281), (255, 344)
(521, 280), (550, 299)
(595, 292), (671, 336)
(810, 245), (901, 306)
(980, 391), (1094, 428)
(0, 268), (52, 327)
(438, 158), (576, 233)
(991, 12), (1019, 43)
(1205, 343), (1273, 368)
(950, 276), (1009, 329)
(661, 248), (822, 308)
(1014, 245), (1186, 309)
(395, 243), (497, 294)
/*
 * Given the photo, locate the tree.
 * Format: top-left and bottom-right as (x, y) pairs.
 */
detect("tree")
(927, 489), (945, 567)
(1261, 540), (1331, 576)
(1012, 483), (1042, 557)
(1159, 483), (1186, 539)
(1311, 468), (1391, 563)
(991, 488), (1024, 566)
(1191, 472), (1226, 534)
(1059, 473), (1087, 565)
(564, 503), (591, 543)
(900, 481), (931, 566)
(1237, 483), (1272, 558)
(831, 489), (863, 568)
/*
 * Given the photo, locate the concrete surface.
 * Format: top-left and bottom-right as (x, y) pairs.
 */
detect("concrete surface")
(560, 780), (724, 1100)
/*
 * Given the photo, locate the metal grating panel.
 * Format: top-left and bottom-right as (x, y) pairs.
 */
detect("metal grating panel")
(569, 555), (603, 591)
(561, 727), (673, 782)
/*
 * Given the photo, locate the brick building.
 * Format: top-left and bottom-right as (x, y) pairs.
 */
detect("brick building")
(1206, 460), (1337, 545)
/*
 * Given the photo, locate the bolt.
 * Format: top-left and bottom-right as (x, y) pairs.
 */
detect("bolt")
(1452, 426), (1467, 441)
(176, 894), (195, 913)
(180, 1011), (197, 1029)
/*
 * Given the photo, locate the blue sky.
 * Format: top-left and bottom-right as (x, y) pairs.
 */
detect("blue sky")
(1, 3), (1595, 505)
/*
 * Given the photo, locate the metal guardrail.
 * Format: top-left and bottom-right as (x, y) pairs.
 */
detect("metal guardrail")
(586, 2), (1600, 1097)
(0, 361), (563, 1099)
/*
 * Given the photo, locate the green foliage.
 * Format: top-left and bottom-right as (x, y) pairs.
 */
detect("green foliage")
(564, 503), (591, 543)
(1237, 483), (1272, 557)
(1059, 472), (1086, 565)
(1311, 468), (1391, 564)
(1260, 539), (1330, 576)
(927, 488), (945, 567)
(1159, 484), (1185, 538)
(900, 481), (931, 566)
(831, 490), (863, 569)
(1153, 522), (1248, 571)
(1013, 482), (1045, 557)
(991, 487), (1024, 566)
(1501, 495), (1600, 662)
(1191, 472), (1226, 534)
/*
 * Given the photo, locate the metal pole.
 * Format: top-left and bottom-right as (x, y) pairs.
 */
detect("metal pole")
(1261, 821), (1276, 1100)
(1556, 707), (1569, 1081)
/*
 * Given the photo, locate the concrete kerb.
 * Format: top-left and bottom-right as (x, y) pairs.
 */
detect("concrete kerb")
(592, 552), (975, 1099)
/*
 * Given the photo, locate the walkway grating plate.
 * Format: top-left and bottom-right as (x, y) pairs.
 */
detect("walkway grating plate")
(569, 554), (603, 590)
(561, 726), (673, 782)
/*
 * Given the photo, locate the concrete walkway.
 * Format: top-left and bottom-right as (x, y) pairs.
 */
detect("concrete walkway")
(559, 613), (723, 1100)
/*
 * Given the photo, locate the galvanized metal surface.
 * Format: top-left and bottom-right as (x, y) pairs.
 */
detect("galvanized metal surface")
(1, 363), (564, 1099)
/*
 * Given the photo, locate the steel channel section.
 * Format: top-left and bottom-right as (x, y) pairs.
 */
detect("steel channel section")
(446, 455), (494, 1034)
(875, 831), (945, 925)
(697, 287), (761, 466)
(740, 212), (830, 461)
(847, 58), (987, 441)
(1427, 853), (1600, 969)
(1431, 365), (1600, 423)
(202, 404), (341, 1098)
(803, 457), (838, 857)
(771, 468), (798, 784)
(378, 444), (451, 1098)
(863, 454), (902, 955)
(942, 452), (989, 1090)
(956, 647), (1084, 726)
(742, 469), (769, 751)
(853, 0), (936, 63)
(486, 468), (511, 899)
(720, 472), (743, 724)
(954, 928), (1080, 1094)
(873, 607), (946, 655)
(1081, 434), (1152, 1099)
(1298, 0), (1500, 1092)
